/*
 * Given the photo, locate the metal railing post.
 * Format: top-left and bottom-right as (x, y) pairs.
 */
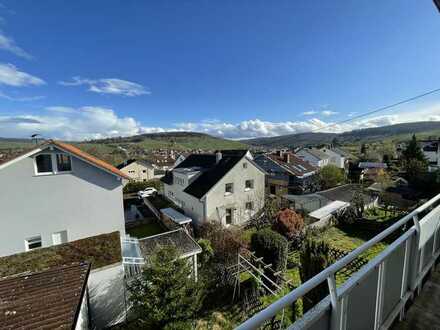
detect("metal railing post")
(374, 261), (386, 329)
(327, 274), (342, 330)
(410, 214), (421, 294)
(399, 237), (412, 321)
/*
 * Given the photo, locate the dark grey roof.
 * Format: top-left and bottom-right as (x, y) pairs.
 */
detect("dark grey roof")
(162, 150), (250, 199)
(317, 184), (373, 204)
(183, 153), (245, 198)
(138, 229), (201, 258)
(358, 162), (388, 169)
(174, 154), (217, 169)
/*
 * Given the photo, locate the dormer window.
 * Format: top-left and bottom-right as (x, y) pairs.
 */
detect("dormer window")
(35, 152), (73, 175)
(56, 154), (72, 172)
(35, 154), (53, 174)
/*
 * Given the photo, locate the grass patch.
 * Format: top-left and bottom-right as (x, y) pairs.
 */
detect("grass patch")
(127, 221), (165, 238)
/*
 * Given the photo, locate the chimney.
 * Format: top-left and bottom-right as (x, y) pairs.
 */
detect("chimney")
(284, 152), (290, 163)
(216, 151), (222, 163)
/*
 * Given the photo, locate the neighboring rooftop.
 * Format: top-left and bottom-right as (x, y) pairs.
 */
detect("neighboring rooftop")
(317, 184), (374, 205)
(0, 232), (121, 278)
(138, 229), (202, 259)
(301, 147), (330, 160)
(265, 152), (317, 176)
(183, 151), (247, 198)
(161, 207), (192, 225)
(358, 162), (388, 169)
(0, 263), (90, 329)
(0, 139), (130, 179)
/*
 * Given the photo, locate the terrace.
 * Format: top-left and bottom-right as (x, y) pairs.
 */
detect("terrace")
(236, 193), (440, 329)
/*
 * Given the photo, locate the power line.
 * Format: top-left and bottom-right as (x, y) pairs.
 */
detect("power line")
(310, 87), (440, 133)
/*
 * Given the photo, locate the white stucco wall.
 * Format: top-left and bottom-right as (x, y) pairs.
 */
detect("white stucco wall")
(321, 149), (345, 169)
(204, 157), (265, 226)
(0, 147), (126, 257)
(120, 161), (156, 182)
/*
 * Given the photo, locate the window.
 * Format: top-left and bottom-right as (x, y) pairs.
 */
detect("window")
(245, 179), (254, 190)
(35, 154), (53, 174)
(25, 236), (42, 251)
(270, 185), (276, 195)
(52, 230), (67, 245)
(225, 183), (234, 194)
(56, 154), (72, 172)
(245, 202), (254, 211)
(225, 208), (233, 225)
(142, 170), (147, 173)
(243, 162), (248, 169)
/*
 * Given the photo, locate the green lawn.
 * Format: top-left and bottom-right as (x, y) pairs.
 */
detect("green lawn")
(127, 221), (165, 238)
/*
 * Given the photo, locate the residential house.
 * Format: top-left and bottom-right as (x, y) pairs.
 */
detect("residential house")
(319, 147), (348, 169)
(420, 139), (440, 172)
(359, 162), (388, 182)
(0, 262), (91, 330)
(0, 140), (130, 328)
(0, 140), (128, 258)
(161, 150), (265, 226)
(254, 150), (319, 196)
(117, 158), (168, 181)
(296, 148), (330, 168)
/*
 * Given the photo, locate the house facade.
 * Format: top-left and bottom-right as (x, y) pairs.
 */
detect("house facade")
(117, 159), (167, 182)
(296, 148), (330, 168)
(254, 151), (319, 196)
(319, 147), (347, 169)
(420, 139), (440, 172)
(162, 150), (265, 226)
(0, 140), (128, 257)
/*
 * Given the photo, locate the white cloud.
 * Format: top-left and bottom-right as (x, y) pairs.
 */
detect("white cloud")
(302, 111), (317, 115)
(2, 104), (440, 141)
(0, 30), (31, 59)
(59, 76), (150, 97)
(0, 63), (45, 87)
(321, 110), (339, 116)
(0, 91), (44, 101)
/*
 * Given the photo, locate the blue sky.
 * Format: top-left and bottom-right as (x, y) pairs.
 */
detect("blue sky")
(0, 1), (440, 140)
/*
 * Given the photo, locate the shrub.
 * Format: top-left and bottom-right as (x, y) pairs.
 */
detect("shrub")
(319, 165), (344, 189)
(272, 208), (305, 240)
(197, 238), (214, 266)
(336, 206), (357, 225)
(198, 222), (244, 266)
(123, 179), (163, 194)
(300, 238), (334, 312)
(250, 229), (288, 276)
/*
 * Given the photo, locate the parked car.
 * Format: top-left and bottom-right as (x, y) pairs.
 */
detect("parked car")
(137, 187), (158, 198)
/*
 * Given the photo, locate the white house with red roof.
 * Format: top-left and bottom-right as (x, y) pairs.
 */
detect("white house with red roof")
(0, 140), (128, 257)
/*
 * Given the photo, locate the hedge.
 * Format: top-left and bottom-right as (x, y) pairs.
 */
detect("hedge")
(250, 229), (288, 275)
(123, 179), (163, 194)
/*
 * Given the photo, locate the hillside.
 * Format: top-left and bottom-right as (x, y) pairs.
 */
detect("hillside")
(0, 132), (247, 166)
(244, 121), (440, 148)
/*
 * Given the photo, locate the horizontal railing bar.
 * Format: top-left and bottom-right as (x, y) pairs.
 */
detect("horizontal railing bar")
(236, 196), (440, 330)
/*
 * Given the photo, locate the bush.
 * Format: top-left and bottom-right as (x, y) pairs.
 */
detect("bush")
(272, 208), (304, 240)
(319, 165), (344, 189)
(250, 229), (288, 276)
(300, 238), (334, 312)
(336, 206), (357, 225)
(123, 179), (163, 194)
(198, 222), (244, 266)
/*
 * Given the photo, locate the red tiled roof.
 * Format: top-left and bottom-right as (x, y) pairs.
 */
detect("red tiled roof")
(0, 140), (130, 179)
(0, 263), (90, 329)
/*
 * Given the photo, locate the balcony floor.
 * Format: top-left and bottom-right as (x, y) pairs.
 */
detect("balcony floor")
(393, 265), (440, 330)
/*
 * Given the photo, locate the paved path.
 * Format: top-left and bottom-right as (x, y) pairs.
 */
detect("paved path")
(393, 265), (440, 330)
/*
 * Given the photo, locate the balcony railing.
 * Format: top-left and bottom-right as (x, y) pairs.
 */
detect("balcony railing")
(236, 193), (440, 330)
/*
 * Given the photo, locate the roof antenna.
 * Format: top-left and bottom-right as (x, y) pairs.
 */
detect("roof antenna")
(30, 134), (41, 145)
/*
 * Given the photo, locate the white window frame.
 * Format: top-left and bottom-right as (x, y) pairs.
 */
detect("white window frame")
(55, 153), (72, 173)
(245, 179), (254, 191)
(34, 152), (73, 176)
(225, 183), (234, 196)
(34, 153), (55, 176)
(52, 230), (68, 245)
(25, 235), (42, 251)
(245, 201), (254, 211)
(225, 208), (233, 225)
